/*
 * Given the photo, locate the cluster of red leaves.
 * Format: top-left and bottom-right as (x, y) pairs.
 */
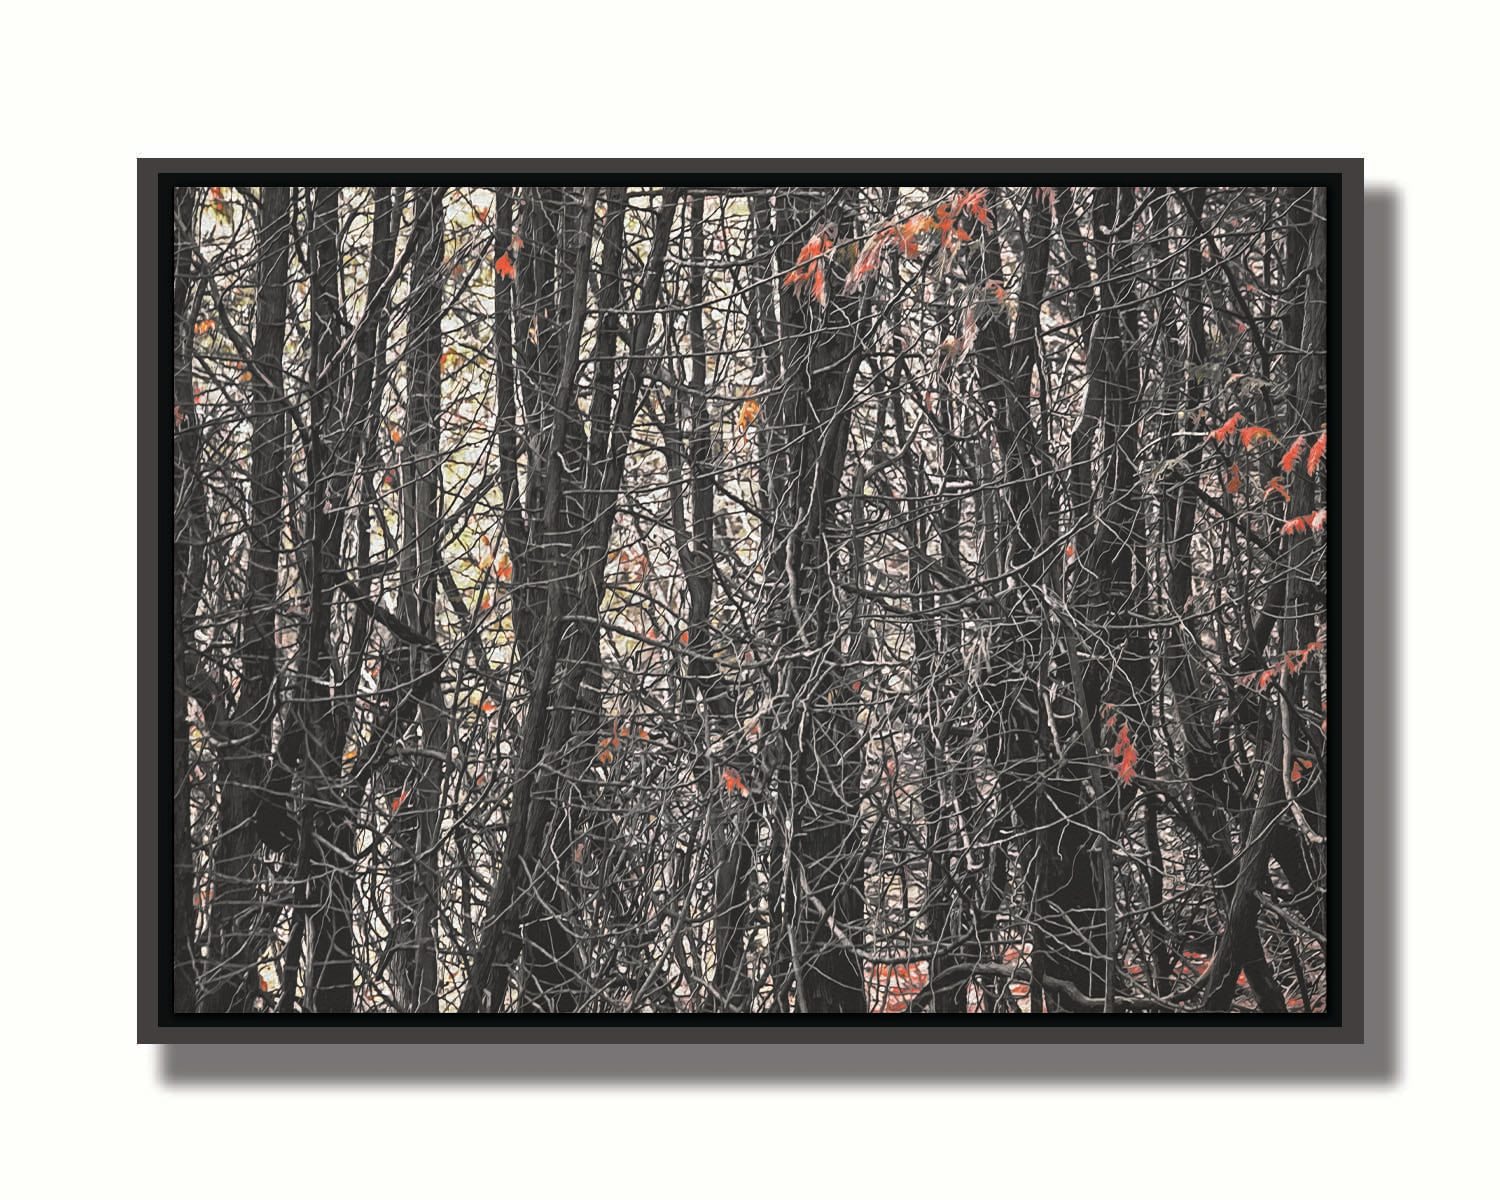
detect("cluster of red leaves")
(495, 233), (523, 280)
(783, 231), (834, 307)
(1282, 508), (1327, 535)
(843, 227), (895, 293)
(597, 721), (650, 766)
(869, 960), (929, 1013)
(843, 191), (990, 294)
(1241, 635), (1325, 691)
(1280, 428), (1328, 475)
(722, 768), (750, 797)
(933, 188), (991, 249)
(1102, 706), (1138, 785)
(1208, 410), (1278, 450)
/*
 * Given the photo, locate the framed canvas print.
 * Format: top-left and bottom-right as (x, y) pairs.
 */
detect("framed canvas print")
(141, 160), (1361, 1044)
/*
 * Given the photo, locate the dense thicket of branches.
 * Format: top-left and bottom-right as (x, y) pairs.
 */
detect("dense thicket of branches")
(171, 183), (1329, 1014)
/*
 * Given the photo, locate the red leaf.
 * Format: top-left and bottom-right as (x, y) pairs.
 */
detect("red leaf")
(1209, 412), (1244, 443)
(391, 789), (409, 813)
(783, 232), (833, 307)
(843, 228), (893, 293)
(1280, 435), (1307, 475)
(495, 252), (516, 279)
(1282, 509), (1326, 536)
(1239, 424), (1278, 449)
(481, 699), (497, 714)
(1225, 463), (1241, 494)
(1109, 720), (1138, 786)
(953, 188), (991, 226)
(1307, 430), (1327, 474)
(1263, 476), (1290, 502)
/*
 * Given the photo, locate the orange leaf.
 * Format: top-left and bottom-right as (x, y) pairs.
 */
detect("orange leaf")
(495, 252), (516, 279)
(1307, 430), (1327, 474)
(953, 187), (991, 226)
(1225, 463), (1241, 494)
(1280, 435), (1307, 475)
(1283, 509), (1325, 535)
(194, 318), (215, 335)
(1110, 720), (1138, 785)
(896, 218), (926, 257)
(495, 555), (513, 581)
(1240, 424), (1278, 449)
(723, 768), (749, 796)
(737, 398), (761, 431)
(1263, 476), (1289, 502)
(850, 680), (861, 692)
(783, 232), (832, 307)
(1209, 412), (1244, 443)
(481, 699), (497, 714)
(390, 427), (403, 444)
(679, 630), (690, 645)
(391, 789), (408, 813)
(843, 228), (893, 293)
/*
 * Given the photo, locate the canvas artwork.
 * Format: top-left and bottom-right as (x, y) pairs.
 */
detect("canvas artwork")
(151, 168), (1350, 1032)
